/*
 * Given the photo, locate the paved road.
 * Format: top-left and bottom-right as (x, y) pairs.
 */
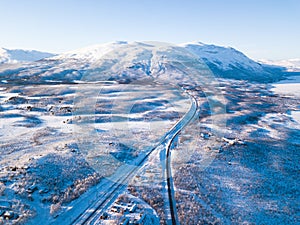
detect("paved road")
(163, 95), (198, 225)
(55, 93), (198, 225)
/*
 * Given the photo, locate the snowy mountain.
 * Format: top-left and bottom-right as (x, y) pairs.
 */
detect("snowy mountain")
(0, 41), (287, 84)
(2, 41), (217, 85)
(179, 41), (283, 81)
(51, 41), (284, 82)
(0, 47), (55, 64)
(180, 42), (262, 71)
(259, 59), (300, 72)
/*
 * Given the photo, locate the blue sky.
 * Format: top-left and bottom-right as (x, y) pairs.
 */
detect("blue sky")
(0, 0), (299, 60)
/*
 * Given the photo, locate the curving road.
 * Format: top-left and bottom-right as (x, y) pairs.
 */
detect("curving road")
(57, 92), (198, 225)
(162, 95), (198, 225)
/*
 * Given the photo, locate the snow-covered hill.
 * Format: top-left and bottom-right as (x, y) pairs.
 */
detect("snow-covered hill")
(3, 41), (217, 85)
(50, 41), (284, 82)
(180, 42), (263, 71)
(0, 41), (287, 84)
(179, 41), (283, 81)
(0, 48), (55, 64)
(53, 41), (266, 72)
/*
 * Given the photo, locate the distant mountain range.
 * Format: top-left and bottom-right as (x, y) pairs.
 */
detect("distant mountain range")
(0, 42), (299, 83)
(259, 58), (300, 72)
(0, 48), (55, 64)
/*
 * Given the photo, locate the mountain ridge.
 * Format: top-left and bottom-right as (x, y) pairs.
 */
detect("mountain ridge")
(0, 41), (296, 83)
(49, 41), (291, 78)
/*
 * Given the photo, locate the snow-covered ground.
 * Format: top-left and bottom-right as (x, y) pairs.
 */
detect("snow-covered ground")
(272, 75), (300, 124)
(169, 79), (300, 224)
(0, 81), (190, 224)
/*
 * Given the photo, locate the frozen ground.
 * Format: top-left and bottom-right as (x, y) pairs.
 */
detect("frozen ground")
(0, 82), (189, 224)
(1, 76), (299, 224)
(272, 75), (300, 124)
(127, 78), (300, 224)
(170, 79), (300, 224)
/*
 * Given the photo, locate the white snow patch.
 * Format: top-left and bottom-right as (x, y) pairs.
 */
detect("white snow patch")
(272, 76), (300, 125)
(272, 76), (300, 96)
(291, 111), (300, 124)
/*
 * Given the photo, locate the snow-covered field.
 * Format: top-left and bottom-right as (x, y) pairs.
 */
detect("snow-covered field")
(0, 81), (189, 224)
(272, 75), (300, 124)
(169, 79), (300, 224)
(127, 77), (300, 224)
